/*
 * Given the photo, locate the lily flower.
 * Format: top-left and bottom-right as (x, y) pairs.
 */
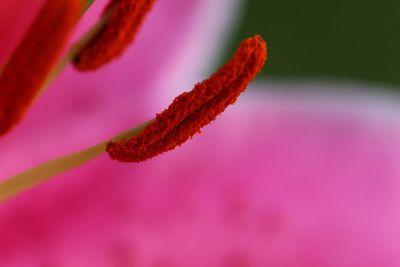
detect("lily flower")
(1, 0), (400, 267)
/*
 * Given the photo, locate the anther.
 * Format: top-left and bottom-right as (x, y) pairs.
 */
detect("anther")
(0, 0), (82, 135)
(73, 0), (157, 71)
(107, 35), (267, 162)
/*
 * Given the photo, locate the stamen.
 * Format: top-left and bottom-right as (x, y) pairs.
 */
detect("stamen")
(73, 0), (157, 71)
(107, 35), (267, 162)
(0, 0), (83, 135)
(0, 35), (267, 203)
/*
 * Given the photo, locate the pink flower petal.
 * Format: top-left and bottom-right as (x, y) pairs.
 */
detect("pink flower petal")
(1, 83), (400, 266)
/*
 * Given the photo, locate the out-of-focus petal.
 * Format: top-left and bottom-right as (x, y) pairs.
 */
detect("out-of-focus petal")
(1, 82), (400, 266)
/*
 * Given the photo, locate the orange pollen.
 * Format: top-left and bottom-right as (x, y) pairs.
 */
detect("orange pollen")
(0, 0), (82, 136)
(107, 35), (268, 162)
(73, 0), (157, 71)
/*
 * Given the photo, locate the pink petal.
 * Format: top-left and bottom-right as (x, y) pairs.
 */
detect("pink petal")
(1, 83), (400, 266)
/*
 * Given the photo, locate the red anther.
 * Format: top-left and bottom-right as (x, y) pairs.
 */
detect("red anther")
(0, 0), (82, 135)
(73, 0), (157, 71)
(107, 35), (267, 162)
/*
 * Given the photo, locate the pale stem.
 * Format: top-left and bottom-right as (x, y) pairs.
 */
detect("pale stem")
(0, 120), (152, 204)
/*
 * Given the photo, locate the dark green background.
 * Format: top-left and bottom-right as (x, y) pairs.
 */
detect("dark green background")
(225, 0), (400, 87)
